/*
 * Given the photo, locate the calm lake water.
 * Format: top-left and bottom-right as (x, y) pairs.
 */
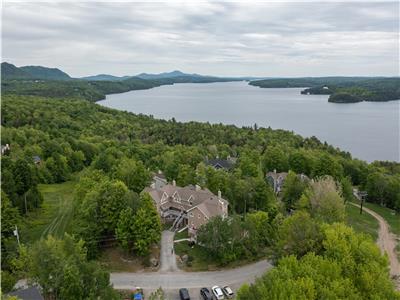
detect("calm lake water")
(98, 81), (399, 162)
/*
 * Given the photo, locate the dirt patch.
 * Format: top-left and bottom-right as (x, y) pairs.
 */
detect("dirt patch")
(98, 245), (160, 272)
(349, 202), (400, 289)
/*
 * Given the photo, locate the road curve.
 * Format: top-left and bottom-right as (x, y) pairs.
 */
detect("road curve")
(110, 259), (272, 290)
(349, 202), (400, 277)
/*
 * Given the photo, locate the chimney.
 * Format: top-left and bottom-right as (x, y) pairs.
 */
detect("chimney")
(273, 169), (277, 174)
(172, 180), (176, 186)
(158, 170), (162, 174)
(218, 190), (221, 199)
(195, 184), (201, 191)
(150, 182), (155, 189)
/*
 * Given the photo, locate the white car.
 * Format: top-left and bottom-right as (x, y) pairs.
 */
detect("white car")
(212, 286), (224, 300)
(222, 286), (234, 298)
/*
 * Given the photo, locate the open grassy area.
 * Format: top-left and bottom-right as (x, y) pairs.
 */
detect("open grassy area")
(20, 179), (78, 244)
(346, 203), (379, 241)
(362, 202), (400, 236)
(351, 199), (399, 236)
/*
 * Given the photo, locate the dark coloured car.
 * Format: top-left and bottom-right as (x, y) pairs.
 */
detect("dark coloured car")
(179, 288), (190, 300)
(200, 287), (213, 300)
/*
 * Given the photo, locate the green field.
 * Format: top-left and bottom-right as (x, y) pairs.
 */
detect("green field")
(362, 202), (400, 236)
(345, 203), (379, 241)
(21, 180), (77, 244)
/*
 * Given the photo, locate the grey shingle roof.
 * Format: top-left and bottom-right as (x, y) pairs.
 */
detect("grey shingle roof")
(7, 287), (44, 300)
(206, 158), (234, 170)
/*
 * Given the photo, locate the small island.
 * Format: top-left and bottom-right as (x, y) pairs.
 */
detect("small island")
(250, 77), (400, 103)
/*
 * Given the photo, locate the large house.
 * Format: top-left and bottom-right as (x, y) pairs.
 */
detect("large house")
(266, 170), (309, 194)
(144, 174), (229, 238)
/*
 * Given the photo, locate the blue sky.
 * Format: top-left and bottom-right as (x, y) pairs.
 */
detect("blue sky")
(2, 1), (399, 77)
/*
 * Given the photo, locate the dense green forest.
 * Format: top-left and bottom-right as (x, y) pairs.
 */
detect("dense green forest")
(1, 77), (163, 102)
(2, 92), (399, 297)
(1, 67), (399, 298)
(249, 77), (400, 103)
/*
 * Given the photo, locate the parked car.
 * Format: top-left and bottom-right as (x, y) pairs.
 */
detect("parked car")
(200, 287), (213, 300)
(211, 286), (224, 300)
(179, 288), (190, 300)
(222, 286), (234, 298)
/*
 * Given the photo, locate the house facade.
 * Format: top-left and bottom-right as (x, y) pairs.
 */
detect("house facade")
(144, 174), (229, 238)
(266, 170), (309, 194)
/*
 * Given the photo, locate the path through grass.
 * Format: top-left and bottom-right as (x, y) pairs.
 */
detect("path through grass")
(346, 203), (379, 241)
(21, 179), (77, 244)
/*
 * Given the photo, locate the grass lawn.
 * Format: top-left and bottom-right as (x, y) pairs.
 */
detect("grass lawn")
(346, 203), (379, 241)
(362, 201), (400, 236)
(351, 199), (399, 236)
(173, 229), (189, 240)
(20, 179), (78, 244)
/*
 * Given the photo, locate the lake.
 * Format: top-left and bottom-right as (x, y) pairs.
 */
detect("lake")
(98, 81), (399, 162)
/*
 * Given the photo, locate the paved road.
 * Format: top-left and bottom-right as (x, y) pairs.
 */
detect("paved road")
(350, 202), (400, 278)
(111, 230), (272, 297)
(111, 259), (272, 289)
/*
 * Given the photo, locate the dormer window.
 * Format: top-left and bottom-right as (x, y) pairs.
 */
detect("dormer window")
(173, 191), (181, 203)
(187, 195), (194, 206)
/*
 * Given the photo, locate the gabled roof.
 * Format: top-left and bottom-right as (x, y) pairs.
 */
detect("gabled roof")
(206, 158), (234, 170)
(145, 183), (228, 218)
(266, 171), (288, 180)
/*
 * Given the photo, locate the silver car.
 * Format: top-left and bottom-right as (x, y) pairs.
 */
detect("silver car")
(211, 286), (224, 300)
(222, 286), (234, 298)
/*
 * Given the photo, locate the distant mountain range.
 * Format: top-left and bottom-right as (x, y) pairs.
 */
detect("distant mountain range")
(136, 70), (203, 80)
(80, 74), (132, 81)
(1, 62), (35, 79)
(1, 62), (259, 83)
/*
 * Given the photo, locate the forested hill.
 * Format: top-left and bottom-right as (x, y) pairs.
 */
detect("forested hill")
(1, 76), (161, 102)
(1, 62), (244, 101)
(249, 77), (400, 103)
(19, 65), (71, 80)
(1, 62), (32, 79)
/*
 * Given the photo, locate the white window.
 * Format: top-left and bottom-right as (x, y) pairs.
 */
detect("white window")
(198, 214), (201, 219)
(189, 212), (194, 217)
(204, 216), (207, 220)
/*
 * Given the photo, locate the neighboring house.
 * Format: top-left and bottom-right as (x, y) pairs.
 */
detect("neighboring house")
(266, 170), (309, 194)
(144, 176), (229, 238)
(33, 155), (41, 165)
(153, 170), (168, 190)
(6, 286), (44, 300)
(205, 156), (236, 170)
(266, 170), (288, 194)
(1, 144), (10, 155)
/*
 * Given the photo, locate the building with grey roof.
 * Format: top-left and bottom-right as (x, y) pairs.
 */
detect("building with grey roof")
(144, 176), (229, 238)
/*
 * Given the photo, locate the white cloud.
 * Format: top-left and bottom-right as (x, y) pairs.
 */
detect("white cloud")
(2, 1), (398, 77)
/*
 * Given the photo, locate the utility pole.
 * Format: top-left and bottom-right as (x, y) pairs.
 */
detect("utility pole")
(359, 191), (368, 215)
(24, 192), (28, 214)
(13, 225), (21, 248)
